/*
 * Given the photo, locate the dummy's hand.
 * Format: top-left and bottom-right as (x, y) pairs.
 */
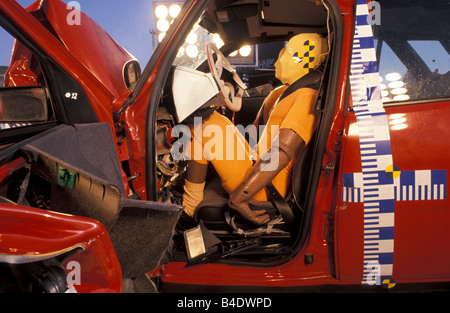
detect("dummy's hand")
(227, 198), (270, 225)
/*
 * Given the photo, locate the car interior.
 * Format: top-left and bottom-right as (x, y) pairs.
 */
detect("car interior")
(155, 0), (333, 266)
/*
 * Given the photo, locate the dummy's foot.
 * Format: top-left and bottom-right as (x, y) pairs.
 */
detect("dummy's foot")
(177, 211), (198, 230)
(228, 199), (270, 225)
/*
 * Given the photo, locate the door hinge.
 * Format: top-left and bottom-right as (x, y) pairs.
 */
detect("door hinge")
(322, 162), (335, 175)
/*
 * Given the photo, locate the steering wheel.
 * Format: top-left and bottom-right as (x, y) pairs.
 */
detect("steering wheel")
(206, 43), (246, 112)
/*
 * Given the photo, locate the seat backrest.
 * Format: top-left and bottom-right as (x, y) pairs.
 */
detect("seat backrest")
(260, 69), (324, 214)
(288, 129), (318, 212)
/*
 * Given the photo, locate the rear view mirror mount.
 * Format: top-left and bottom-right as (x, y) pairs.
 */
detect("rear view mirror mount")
(0, 86), (48, 123)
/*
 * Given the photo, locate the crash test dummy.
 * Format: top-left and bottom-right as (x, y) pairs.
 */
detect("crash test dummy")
(178, 33), (328, 225)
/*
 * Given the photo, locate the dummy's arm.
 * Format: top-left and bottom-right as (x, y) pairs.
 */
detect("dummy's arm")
(228, 128), (304, 225)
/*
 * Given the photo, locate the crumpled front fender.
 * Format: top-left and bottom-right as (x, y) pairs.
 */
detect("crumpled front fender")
(0, 203), (122, 293)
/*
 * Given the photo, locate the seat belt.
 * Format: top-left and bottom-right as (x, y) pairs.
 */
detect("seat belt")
(278, 69), (323, 102)
(260, 69), (323, 229)
(265, 182), (295, 230)
(257, 69), (323, 132)
(17, 163), (31, 206)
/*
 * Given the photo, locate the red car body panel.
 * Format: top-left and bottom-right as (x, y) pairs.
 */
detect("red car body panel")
(0, 1), (115, 121)
(0, 0), (133, 292)
(120, 1), (199, 201)
(338, 100), (450, 283)
(0, 203), (122, 292)
(0, 0), (132, 183)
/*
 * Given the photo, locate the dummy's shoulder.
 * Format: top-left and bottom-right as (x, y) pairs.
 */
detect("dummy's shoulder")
(267, 85), (288, 100)
(273, 84), (289, 93)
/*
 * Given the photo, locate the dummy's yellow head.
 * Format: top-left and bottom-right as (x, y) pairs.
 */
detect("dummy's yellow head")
(275, 33), (328, 85)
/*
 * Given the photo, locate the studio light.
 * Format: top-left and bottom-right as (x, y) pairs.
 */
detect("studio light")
(153, 1), (185, 43)
(227, 45), (257, 67)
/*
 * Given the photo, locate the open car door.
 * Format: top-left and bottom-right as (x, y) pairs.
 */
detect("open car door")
(0, 0), (182, 292)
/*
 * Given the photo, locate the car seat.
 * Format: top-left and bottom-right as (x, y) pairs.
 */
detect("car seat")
(193, 68), (325, 243)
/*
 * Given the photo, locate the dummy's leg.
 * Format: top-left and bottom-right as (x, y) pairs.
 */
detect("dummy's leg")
(182, 111), (267, 218)
(182, 160), (208, 217)
(229, 129), (304, 225)
(182, 112), (299, 224)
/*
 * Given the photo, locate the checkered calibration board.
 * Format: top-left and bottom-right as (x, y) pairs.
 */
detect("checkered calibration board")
(349, 0), (395, 286)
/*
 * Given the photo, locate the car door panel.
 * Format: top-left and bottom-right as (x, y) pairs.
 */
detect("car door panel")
(0, 123), (183, 279)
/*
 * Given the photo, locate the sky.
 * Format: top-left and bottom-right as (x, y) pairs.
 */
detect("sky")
(0, 0), (170, 66)
(1, 1), (448, 77)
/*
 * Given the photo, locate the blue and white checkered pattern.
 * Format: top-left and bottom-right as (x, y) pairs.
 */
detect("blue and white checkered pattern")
(343, 170), (447, 203)
(350, 0), (396, 286)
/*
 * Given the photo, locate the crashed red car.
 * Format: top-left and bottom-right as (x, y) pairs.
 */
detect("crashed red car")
(0, 0), (449, 293)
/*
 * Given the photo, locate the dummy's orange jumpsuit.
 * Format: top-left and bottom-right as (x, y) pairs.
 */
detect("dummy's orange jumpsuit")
(185, 85), (319, 202)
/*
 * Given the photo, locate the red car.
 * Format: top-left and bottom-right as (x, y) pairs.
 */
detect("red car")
(0, 0), (449, 294)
